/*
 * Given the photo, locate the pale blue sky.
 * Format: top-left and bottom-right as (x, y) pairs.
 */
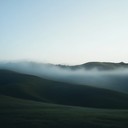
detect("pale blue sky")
(1, 0), (128, 64)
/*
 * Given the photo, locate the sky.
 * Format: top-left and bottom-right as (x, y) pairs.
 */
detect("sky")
(1, 0), (128, 65)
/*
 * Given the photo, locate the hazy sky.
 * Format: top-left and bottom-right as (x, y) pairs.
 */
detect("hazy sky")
(1, 0), (128, 65)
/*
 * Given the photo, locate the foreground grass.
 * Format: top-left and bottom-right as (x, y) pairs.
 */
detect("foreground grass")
(0, 95), (128, 128)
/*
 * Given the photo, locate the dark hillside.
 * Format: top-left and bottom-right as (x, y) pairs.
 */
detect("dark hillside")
(0, 70), (128, 109)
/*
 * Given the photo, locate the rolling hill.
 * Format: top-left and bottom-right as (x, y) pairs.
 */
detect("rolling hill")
(0, 69), (128, 109)
(0, 94), (128, 128)
(1, 69), (128, 128)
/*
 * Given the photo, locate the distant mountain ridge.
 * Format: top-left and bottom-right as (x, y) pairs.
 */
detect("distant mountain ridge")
(1, 61), (128, 70)
(57, 62), (128, 70)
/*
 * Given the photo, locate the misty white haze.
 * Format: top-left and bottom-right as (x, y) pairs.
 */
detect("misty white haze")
(0, 61), (128, 93)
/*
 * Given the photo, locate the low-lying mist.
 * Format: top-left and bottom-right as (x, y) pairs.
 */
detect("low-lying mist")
(0, 61), (128, 93)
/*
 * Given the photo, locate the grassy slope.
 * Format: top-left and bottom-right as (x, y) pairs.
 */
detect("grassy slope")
(1, 69), (128, 109)
(1, 70), (128, 128)
(0, 95), (128, 128)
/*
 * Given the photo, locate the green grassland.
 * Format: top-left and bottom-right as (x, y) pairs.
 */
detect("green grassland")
(1, 95), (128, 128)
(0, 69), (128, 128)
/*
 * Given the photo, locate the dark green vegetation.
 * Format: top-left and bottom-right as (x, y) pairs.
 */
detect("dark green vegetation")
(0, 69), (128, 128)
(1, 95), (128, 128)
(1, 69), (128, 109)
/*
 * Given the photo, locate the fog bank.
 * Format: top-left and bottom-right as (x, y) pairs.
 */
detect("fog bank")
(1, 61), (128, 93)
